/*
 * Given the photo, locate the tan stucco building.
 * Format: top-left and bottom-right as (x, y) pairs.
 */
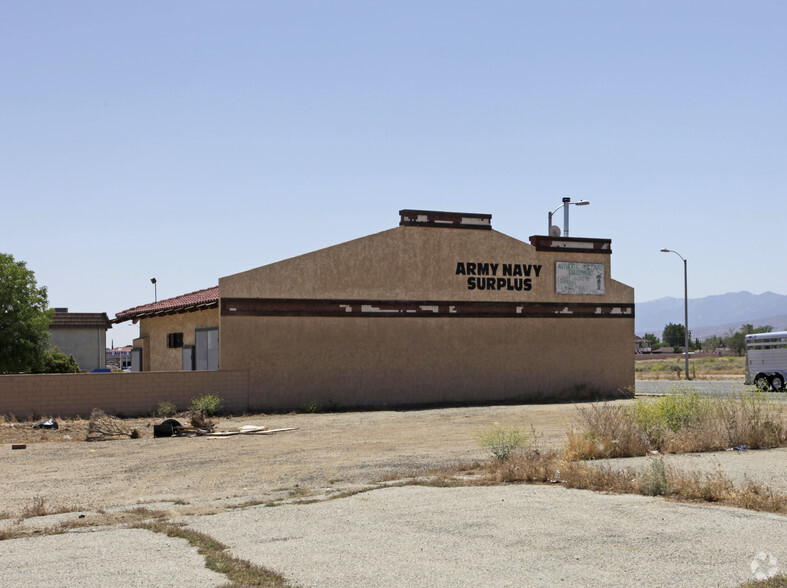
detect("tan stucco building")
(115, 287), (219, 373)
(115, 210), (634, 411)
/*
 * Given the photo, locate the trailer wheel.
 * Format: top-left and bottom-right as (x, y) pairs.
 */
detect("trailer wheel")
(770, 375), (784, 392)
(755, 375), (771, 391)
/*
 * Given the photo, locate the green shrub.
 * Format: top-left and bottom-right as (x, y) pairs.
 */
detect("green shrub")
(634, 360), (669, 373)
(34, 348), (80, 373)
(476, 424), (531, 462)
(570, 389), (787, 458)
(639, 459), (671, 496)
(302, 401), (322, 413)
(190, 393), (223, 417)
(628, 392), (708, 447)
(156, 401), (177, 418)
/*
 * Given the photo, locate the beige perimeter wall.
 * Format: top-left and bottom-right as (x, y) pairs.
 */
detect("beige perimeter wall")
(0, 370), (248, 419)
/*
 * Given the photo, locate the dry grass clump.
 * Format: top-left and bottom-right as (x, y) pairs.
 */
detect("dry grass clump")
(713, 391), (786, 449)
(740, 575), (787, 588)
(19, 497), (50, 519)
(464, 393), (787, 514)
(86, 408), (140, 441)
(480, 449), (787, 513)
(488, 448), (636, 493)
(566, 403), (650, 459)
(566, 390), (787, 459)
(140, 522), (294, 587)
(15, 496), (83, 522)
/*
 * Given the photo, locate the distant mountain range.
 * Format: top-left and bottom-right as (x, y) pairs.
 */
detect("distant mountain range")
(636, 291), (787, 339)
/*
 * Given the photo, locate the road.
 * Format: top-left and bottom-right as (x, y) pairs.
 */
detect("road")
(635, 379), (786, 398)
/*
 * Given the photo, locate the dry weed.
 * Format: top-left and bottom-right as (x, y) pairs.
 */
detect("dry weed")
(140, 522), (294, 587)
(15, 497), (84, 522)
(86, 408), (139, 441)
(567, 392), (787, 459)
(566, 403), (649, 459)
(19, 497), (48, 519)
(457, 448), (787, 514)
(189, 409), (216, 432)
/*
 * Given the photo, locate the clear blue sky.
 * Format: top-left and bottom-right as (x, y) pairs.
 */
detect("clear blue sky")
(3, 1), (785, 346)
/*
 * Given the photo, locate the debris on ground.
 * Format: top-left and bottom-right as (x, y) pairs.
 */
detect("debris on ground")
(189, 409), (216, 432)
(152, 418), (298, 439)
(206, 426), (298, 438)
(32, 418), (58, 430)
(153, 416), (214, 438)
(86, 409), (140, 441)
(153, 418), (184, 438)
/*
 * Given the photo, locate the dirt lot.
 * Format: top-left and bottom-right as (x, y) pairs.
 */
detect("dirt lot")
(1, 403), (583, 518)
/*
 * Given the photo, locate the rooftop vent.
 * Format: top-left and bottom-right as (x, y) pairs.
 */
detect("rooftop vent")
(399, 209), (492, 230)
(54, 307), (69, 313)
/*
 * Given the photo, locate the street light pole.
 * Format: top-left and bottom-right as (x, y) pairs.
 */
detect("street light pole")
(151, 277), (157, 303)
(660, 249), (689, 380)
(547, 197), (590, 237)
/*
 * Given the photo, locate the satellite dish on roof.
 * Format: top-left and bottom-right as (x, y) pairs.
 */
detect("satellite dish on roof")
(549, 225), (561, 237)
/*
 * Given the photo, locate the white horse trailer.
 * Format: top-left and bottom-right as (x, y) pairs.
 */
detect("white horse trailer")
(745, 331), (787, 391)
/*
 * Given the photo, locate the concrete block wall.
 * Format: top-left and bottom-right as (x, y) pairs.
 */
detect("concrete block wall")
(0, 370), (249, 419)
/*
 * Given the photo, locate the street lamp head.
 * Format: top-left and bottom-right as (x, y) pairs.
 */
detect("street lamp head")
(661, 248), (686, 262)
(548, 197), (590, 237)
(150, 278), (157, 284)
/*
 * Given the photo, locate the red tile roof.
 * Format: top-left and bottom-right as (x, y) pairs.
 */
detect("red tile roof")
(113, 286), (218, 323)
(50, 312), (111, 329)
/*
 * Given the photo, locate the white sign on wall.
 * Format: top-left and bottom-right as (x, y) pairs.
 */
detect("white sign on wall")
(555, 262), (605, 295)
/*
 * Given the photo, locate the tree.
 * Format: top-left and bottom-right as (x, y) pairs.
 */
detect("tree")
(662, 323), (686, 348)
(642, 332), (661, 350)
(703, 335), (724, 351)
(0, 253), (53, 373)
(726, 324), (773, 356)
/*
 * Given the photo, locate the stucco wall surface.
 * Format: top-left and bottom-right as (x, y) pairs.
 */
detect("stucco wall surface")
(138, 308), (219, 371)
(49, 328), (107, 371)
(225, 316), (633, 411)
(218, 225), (634, 411)
(220, 226), (632, 303)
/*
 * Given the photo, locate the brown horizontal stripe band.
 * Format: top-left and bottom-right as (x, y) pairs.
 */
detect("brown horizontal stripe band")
(221, 298), (634, 319)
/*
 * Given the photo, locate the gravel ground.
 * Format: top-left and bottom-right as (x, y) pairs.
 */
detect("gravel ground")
(184, 484), (787, 587)
(0, 404), (575, 517)
(1, 400), (785, 586)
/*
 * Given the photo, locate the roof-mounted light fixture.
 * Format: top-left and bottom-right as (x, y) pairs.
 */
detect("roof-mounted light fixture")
(548, 197), (590, 237)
